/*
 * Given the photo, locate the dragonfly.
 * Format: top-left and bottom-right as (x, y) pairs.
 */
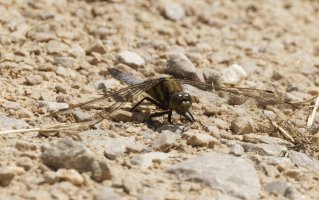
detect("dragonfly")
(48, 68), (292, 129)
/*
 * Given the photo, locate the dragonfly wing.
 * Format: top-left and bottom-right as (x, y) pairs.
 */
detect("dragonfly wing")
(48, 78), (163, 120)
(178, 78), (287, 105)
(178, 79), (215, 91)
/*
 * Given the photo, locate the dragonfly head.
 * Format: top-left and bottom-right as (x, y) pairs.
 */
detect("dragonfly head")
(169, 92), (192, 114)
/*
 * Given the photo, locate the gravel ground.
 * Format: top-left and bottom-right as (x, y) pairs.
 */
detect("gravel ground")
(1, 0), (319, 200)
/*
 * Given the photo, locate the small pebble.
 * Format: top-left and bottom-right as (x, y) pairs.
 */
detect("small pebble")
(25, 75), (43, 85)
(16, 157), (33, 170)
(56, 169), (84, 186)
(165, 53), (200, 81)
(229, 144), (245, 156)
(47, 40), (69, 54)
(183, 131), (217, 147)
(221, 64), (248, 84)
(96, 188), (124, 200)
(37, 101), (69, 112)
(43, 171), (59, 184)
(39, 11), (55, 20)
(127, 152), (170, 169)
(85, 40), (107, 55)
(95, 79), (121, 90)
(54, 56), (75, 68)
(230, 116), (255, 134)
(151, 133), (177, 152)
(163, 3), (185, 21)
(30, 32), (55, 42)
(117, 51), (145, 68)
(122, 176), (142, 195)
(15, 141), (37, 151)
(70, 44), (86, 58)
(109, 110), (133, 122)
(0, 167), (15, 186)
(0, 114), (29, 130)
(55, 84), (69, 94)
(16, 108), (34, 119)
(71, 110), (92, 122)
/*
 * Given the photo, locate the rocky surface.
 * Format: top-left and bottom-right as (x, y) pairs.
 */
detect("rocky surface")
(1, 0), (319, 200)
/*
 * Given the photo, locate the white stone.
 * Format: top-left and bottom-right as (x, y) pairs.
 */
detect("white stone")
(163, 3), (185, 21)
(221, 64), (248, 84)
(118, 51), (145, 68)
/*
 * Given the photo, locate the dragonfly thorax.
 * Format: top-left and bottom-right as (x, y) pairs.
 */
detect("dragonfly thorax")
(169, 92), (192, 114)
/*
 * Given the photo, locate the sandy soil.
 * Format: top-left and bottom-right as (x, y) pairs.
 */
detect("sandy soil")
(1, 0), (319, 200)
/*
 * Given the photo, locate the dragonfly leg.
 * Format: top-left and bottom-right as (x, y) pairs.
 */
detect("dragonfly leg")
(130, 97), (166, 112)
(167, 111), (186, 131)
(150, 110), (171, 120)
(186, 110), (195, 122)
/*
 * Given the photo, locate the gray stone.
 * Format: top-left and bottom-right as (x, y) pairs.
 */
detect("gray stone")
(71, 110), (91, 122)
(229, 143), (245, 156)
(127, 152), (170, 169)
(104, 136), (135, 160)
(167, 152), (260, 200)
(207, 125), (220, 138)
(31, 32), (56, 42)
(209, 117), (230, 130)
(95, 79), (121, 90)
(0, 167), (15, 186)
(0, 114), (28, 131)
(55, 66), (69, 77)
(47, 40), (69, 54)
(25, 75), (43, 85)
(37, 101), (69, 112)
(163, 2), (185, 21)
(243, 133), (293, 146)
(151, 133), (177, 152)
(231, 116), (254, 134)
(41, 138), (111, 182)
(155, 124), (183, 134)
(39, 11), (55, 20)
(265, 181), (300, 200)
(203, 69), (223, 89)
(54, 56), (75, 68)
(122, 176), (142, 195)
(96, 188), (124, 200)
(221, 64), (247, 84)
(165, 53), (200, 81)
(93, 27), (114, 39)
(2, 101), (21, 110)
(183, 131), (217, 147)
(241, 143), (287, 156)
(70, 44), (85, 58)
(117, 51), (145, 68)
(262, 156), (292, 167)
(289, 151), (319, 171)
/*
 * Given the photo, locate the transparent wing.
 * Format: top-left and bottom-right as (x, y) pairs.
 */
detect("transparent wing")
(49, 78), (163, 121)
(177, 79), (215, 91)
(177, 78), (289, 106)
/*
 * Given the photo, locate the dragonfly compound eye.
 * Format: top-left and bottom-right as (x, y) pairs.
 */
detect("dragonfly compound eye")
(169, 92), (192, 114)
